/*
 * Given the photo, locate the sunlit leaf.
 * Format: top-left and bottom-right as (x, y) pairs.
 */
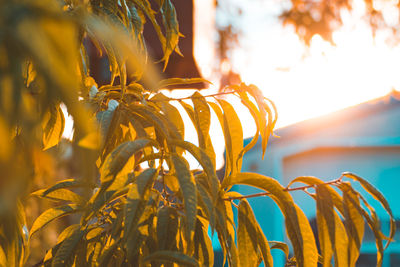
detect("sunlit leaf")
(193, 218), (214, 267)
(316, 184), (348, 266)
(170, 139), (219, 200)
(268, 241), (289, 259)
(143, 250), (199, 267)
(42, 104), (65, 150)
(52, 226), (85, 267)
(156, 78), (211, 90)
(124, 168), (158, 240)
(150, 93), (184, 140)
(238, 199), (273, 267)
(229, 172), (318, 267)
(30, 204), (80, 238)
(101, 139), (151, 183)
(157, 206), (179, 250)
(343, 172), (396, 250)
(171, 153), (197, 247)
(159, 0), (180, 70)
(31, 188), (83, 203)
(236, 91), (260, 160)
(217, 99), (243, 177)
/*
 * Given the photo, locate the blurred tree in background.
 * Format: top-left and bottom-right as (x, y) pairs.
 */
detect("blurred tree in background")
(0, 0), (396, 266)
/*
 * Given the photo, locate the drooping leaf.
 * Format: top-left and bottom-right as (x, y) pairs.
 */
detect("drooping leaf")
(343, 172), (396, 250)
(157, 206), (179, 250)
(268, 241), (289, 259)
(52, 226), (85, 267)
(156, 78), (211, 90)
(0, 245), (6, 267)
(228, 172), (318, 267)
(143, 250), (199, 267)
(196, 183), (216, 232)
(124, 168), (158, 240)
(30, 204), (80, 238)
(179, 100), (216, 166)
(171, 153), (197, 247)
(42, 104), (65, 150)
(159, 0), (181, 70)
(31, 188), (83, 203)
(217, 99), (243, 177)
(338, 184), (371, 266)
(41, 179), (83, 195)
(288, 176), (345, 215)
(191, 92), (211, 148)
(193, 217), (214, 267)
(316, 184), (348, 267)
(236, 91), (261, 160)
(238, 199), (273, 267)
(150, 93), (185, 141)
(170, 139), (219, 200)
(101, 139), (151, 183)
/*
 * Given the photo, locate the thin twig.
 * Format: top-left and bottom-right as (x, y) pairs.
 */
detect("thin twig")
(149, 91), (237, 102)
(222, 178), (343, 201)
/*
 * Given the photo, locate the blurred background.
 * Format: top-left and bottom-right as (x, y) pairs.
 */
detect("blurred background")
(26, 0), (400, 265)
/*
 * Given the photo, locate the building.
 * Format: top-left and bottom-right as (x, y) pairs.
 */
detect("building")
(235, 93), (400, 266)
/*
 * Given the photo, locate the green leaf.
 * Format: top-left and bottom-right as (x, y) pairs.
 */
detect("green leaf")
(101, 139), (151, 183)
(315, 185), (334, 267)
(343, 172), (396, 250)
(31, 188), (83, 203)
(159, 0), (180, 70)
(316, 184), (348, 266)
(42, 104), (65, 150)
(157, 206), (179, 250)
(30, 204), (80, 238)
(268, 241), (289, 259)
(228, 172), (318, 267)
(197, 183), (216, 232)
(171, 153), (197, 246)
(124, 168), (157, 240)
(236, 91), (260, 160)
(179, 100), (216, 166)
(150, 93), (185, 140)
(191, 92), (215, 164)
(217, 99), (243, 177)
(41, 179), (83, 195)
(238, 199), (273, 267)
(0, 245), (6, 267)
(143, 250), (199, 267)
(170, 139), (219, 200)
(156, 78), (211, 90)
(193, 218), (214, 267)
(191, 92), (211, 149)
(339, 184), (370, 266)
(57, 224), (81, 245)
(239, 84), (276, 159)
(51, 226), (85, 267)
(288, 176), (345, 215)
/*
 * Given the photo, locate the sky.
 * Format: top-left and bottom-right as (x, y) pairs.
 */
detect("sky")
(224, 0), (400, 127)
(60, 0), (400, 170)
(192, 0), (400, 168)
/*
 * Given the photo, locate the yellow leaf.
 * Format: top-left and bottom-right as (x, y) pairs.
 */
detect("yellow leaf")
(30, 204), (79, 238)
(229, 172), (318, 267)
(78, 131), (101, 150)
(42, 105), (65, 150)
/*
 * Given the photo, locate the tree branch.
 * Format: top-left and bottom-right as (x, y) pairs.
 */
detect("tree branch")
(222, 178), (343, 201)
(149, 91), (237, 102)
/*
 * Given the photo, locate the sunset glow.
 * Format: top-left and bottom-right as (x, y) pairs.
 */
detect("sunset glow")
(195, 0), (400, 130)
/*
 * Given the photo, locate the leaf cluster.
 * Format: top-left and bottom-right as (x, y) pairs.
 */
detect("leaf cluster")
(0, 0), (396, 267)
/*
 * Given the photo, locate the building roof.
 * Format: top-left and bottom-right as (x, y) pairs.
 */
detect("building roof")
(268, 91), (400, 143)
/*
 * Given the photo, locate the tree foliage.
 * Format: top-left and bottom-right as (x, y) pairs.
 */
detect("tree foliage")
(0, 0), (396, 266)
(280, 0), (400, 44)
